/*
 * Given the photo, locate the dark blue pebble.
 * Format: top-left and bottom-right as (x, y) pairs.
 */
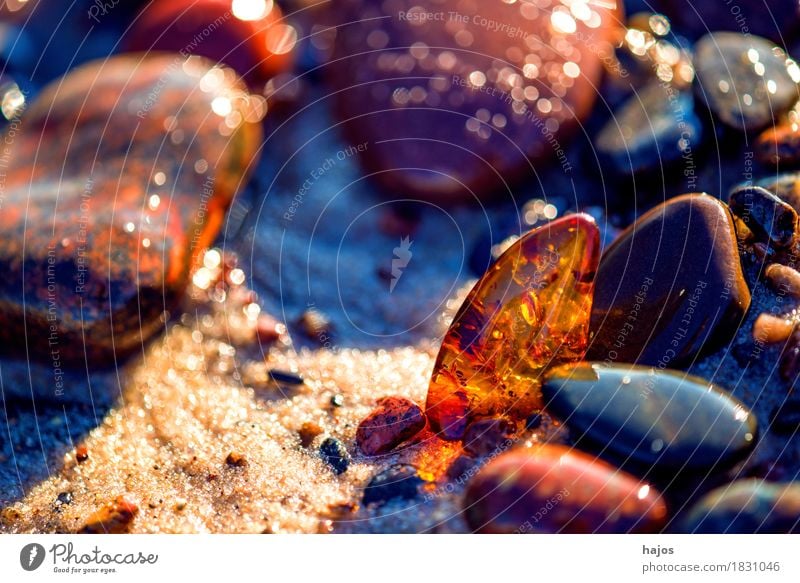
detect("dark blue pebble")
(267, 369), (305, 386)
(362, 464), (427, 506)
(319, 437), (350, 475)
(678, 480), (800, 533)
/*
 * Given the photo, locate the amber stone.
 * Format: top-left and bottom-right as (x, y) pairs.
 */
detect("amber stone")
(678, 480), (800, 533)
(426, 214), (600, 439)
(463, 445), (667, 534)
(542, 363), (758, 477)
(329, 0), (622, 202)
(589, 194), (751, 367)
(356, 396), (426, 456)
(0, 54), (262, 366)
(127, 0), (296, 86)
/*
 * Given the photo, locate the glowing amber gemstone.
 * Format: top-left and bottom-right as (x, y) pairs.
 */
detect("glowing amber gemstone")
(425, 214), (600, 439)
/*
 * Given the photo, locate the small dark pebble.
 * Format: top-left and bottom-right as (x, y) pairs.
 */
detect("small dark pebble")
(225, 452), (248, 467)
(75, 445), (89, 463)
(56, 491), (74, 505)
(770, 398), (800, 435)
(525, 411), (543, 431)
(446, 455), (478, 482)
(267, 369), (304, 386)
(54, 491), (74, 512)
(330, 394), (345, 408)
(462, 417), (516, 457)
(363, 464), (426, 506)
(319, 437), (350, 475)
(729, 185), (798, 248)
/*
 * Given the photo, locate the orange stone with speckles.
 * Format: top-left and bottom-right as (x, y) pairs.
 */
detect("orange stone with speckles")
(425, 214), (600, 439)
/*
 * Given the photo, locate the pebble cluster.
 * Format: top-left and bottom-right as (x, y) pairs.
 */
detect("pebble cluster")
(2, 1), (800, 535)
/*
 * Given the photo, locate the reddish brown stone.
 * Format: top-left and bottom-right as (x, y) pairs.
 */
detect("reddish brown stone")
(356, 396), (426, 456)
(127, 0), (296, 86)
(79, 495), (139, 534)
(464, 445), (667, 533)
(0, 54), (262, 367)
(329, 0), (623, 202)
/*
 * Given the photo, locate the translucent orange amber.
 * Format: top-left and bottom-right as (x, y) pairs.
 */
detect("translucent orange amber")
(426, 214), (600, 439)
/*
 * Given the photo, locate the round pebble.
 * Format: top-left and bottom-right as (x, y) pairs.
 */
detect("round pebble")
(543, 362), (758, 478)
(0, 54), (262, 368)
(678, 480), (800, 533)
(463, 445), (668, 534)
(328, 0), (622, 202)
(693, 32), (800, 131)
(728, 185), (798, 248)
(596, 82), (701, 174)
(589, 194), (751, 367)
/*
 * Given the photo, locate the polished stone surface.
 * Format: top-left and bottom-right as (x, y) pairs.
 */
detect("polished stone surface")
(678, 479), (800, 533)
(596, 82), (701, 175)
(694, 32), (800, 131)
(589, 194), (751, 367)
(329, 0), (622, 202)
(729, 185), (797, 248)
(542, 363), (758, 476)
(463, 444), (667, 533)
(0, 54), (262, 366)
